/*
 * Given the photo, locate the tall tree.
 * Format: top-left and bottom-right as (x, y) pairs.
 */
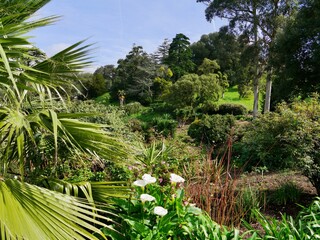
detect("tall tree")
(114, 45), (156, 104)
(94, 64), (117, 90)
(271, 0), (320, 105)
(164, 33), (196, 81)
(197, 0), (297, 115)
(191, 26), (241, 86)
(152, 38), (171, 64)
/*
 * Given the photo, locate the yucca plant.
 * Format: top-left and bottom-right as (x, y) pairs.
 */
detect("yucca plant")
(0, 0), (130, 239)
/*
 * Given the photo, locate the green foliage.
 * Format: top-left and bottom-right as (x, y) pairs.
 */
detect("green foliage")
(136, 142), (180, 178)
(197, 101), (219, 114)
(243, 197), (320, 239)
(124, 101), (143, 115)
(164, 33), (195, 81)
(151, 116), (178, 138)
(95, 92), (111, 105)
(165, 73), (200, 108)
(174, 106), (195, 126)
(113, 45), (156, 104)
(236, 187), (262, 222)
(188, 114), (235, 147)
(271, 0), (320, 105)
(190, 26), (241, 86)
(166, 73), (223, 109)
(217, 103), (248, 116)
(268, 182), (302, 206)
(235, 97), (320, 193)
(101, 173), (239, 239)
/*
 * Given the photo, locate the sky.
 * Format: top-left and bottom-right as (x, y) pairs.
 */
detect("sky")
(30, 0), (227, 72)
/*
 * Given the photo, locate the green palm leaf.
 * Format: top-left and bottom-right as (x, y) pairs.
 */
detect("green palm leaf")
(0, 179), (122, 240)
(40, 178), (131, 202)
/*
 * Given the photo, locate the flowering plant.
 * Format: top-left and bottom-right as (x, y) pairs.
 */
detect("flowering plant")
(100, 173), (237, 239)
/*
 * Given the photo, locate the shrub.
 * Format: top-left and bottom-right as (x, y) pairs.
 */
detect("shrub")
(217, 103), (248, 116)
(95, 92), (111, 105)
(151, 116), (178, 138)
(197, 101), (219, 115)
(235, 97), (320, 193)
(188, 114), (235, 147)
(174, 106), (195, 126)
(124, 101), (143, 115)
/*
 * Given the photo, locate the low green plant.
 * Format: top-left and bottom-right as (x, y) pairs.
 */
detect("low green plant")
(100, 173), (239, 239)
(268, 182), (302, 206)
(243, 197), (320, 239)
(236, 186), (262, 222)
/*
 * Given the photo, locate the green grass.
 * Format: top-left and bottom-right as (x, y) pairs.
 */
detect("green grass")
(218, 86), (254, 110)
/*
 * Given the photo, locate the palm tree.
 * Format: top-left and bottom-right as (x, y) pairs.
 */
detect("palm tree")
(0, 0), (129, 239)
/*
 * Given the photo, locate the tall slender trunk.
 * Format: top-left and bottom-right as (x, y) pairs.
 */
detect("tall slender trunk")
(264, 70), (273, 113)
(252, 0), (260, 118)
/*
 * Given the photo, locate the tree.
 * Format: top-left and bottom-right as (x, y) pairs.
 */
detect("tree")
(165, 73), (222, 109)
(152, 38), (171, 64)
(191, 26), (241, 86)
(165, 74), (200, 109)
(0, 0), (128, 238)
(164, 33), (196, 81)
(197, 0), (297, 115)
(198, 58), (228, 98)
(271, 0), (320, 105)
(114, 45), (156, 104)
(94, 64), (117, 90)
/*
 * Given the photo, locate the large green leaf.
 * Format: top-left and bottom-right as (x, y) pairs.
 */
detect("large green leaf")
(0, 179), (123, 240)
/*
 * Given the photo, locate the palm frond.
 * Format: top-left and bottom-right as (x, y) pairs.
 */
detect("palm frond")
(39, 178), (131, 202)
(0, 179), (124, 240)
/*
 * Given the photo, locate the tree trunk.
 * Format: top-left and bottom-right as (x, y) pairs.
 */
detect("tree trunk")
(264, 71), (272, 113)
(252, 0), (260, 118)
(253, 78), (259, 118)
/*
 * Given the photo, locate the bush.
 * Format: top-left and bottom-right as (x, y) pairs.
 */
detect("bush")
(124, 101), (143, 115)
(217, 103), (248, 116)
(174, 106), (195, 126)
(151, 116), (178, 138)
(95, 92), (111, 105)
(188, 114), (235, 147)
(197, 101), (219, 115)
(235, 96), (320, 193)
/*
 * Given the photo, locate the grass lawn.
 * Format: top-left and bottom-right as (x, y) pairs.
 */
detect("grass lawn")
(218, 85), (254, 111)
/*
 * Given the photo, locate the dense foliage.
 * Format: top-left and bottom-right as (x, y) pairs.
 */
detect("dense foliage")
(235, 96), (320, 193)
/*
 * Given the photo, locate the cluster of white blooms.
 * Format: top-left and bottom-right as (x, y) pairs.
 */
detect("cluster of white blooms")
(133, 173), (185, 217)
(154, 206), (168, 216)
(133, 173), (157, 187)
(170, 173), (185, 183)
(140, 194), (155, 202)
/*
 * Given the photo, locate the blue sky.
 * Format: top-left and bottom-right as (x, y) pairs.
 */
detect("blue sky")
(31, 0), (227, 72)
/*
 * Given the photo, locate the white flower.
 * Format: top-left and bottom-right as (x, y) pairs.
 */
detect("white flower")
(133, 179), (147, 187)
(142, 174), (156, 184)
(170, 173), (185, 183)
(140, 194), (156, 202)
(154, 206), (168, 216)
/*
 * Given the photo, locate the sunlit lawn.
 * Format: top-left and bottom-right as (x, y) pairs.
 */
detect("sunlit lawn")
(218, 85), (254, 111)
